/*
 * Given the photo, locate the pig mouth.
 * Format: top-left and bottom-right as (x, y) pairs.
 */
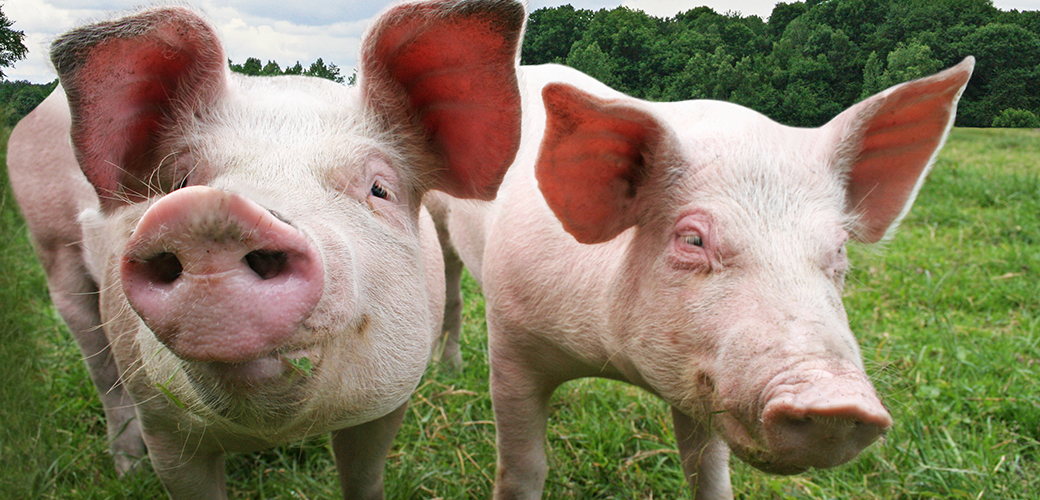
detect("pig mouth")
(199, 350), (315, 387)
(712, 410), (810, 475)
(184, 348), (318, 406)
(711, 366), (893, 475)
(181, 350), (318, 427)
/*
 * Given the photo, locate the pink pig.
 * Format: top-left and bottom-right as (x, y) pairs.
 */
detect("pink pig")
(431, 57), (974, 498)
(5, 1), (524, 498)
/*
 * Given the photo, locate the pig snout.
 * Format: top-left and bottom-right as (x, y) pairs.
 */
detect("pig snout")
(736, 366), (893, 474)
(121, 186), (324, 364)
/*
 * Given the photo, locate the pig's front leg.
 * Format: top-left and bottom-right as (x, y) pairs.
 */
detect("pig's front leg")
(672, 408), (733, 500)
(489, 339), (559, 500)
(46, 250), (146, 475)
(332, 403), (409, 500)
(141, 429), (227, 499)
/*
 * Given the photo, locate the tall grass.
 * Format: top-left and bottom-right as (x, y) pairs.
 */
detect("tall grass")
(1, 127), (1037, 498)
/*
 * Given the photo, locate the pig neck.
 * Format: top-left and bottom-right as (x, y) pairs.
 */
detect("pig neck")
(485, 170), (650, 389)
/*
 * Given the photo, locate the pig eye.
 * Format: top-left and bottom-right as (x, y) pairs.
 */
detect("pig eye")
(682, 234), (704, 247)
(370, 181), (391, 200)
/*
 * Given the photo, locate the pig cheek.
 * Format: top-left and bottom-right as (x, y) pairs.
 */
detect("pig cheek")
(303, 218), (431, 421)
(626, 273), (721, 415)
(672, 279), (776, 453)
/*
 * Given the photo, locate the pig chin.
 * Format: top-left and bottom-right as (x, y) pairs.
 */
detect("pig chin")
(713, 412), (811, 475)
(182, 351), (317, 428)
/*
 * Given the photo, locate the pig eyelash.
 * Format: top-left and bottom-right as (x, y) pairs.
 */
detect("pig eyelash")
(682, 234), (704, 247)
(370, 182), (390, 200)
(369, 179), (397, 202)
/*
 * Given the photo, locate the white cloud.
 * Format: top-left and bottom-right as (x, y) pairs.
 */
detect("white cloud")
(3, 0), (378, 83)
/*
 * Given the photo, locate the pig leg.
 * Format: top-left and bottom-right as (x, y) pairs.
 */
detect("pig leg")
(140, 429), (226, 499)
(331, 403), (409, 500)
(45, 246), (146, 475)
(437, 232), (465, 372)
(489, 341), (560, 500)
(427, 194), (464, 372)
(671, 408), (732, 500)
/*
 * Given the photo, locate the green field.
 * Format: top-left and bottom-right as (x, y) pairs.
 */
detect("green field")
(2, 127), (1038, 499)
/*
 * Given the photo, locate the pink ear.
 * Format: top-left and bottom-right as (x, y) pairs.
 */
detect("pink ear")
(535, 83), (665, 244)
(360, 0), (524, 200)
(827, 57), (974, 243)
(52, 7), (227, 209)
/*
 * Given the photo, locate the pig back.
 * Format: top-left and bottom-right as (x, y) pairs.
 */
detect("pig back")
(7, 88), (99, 277)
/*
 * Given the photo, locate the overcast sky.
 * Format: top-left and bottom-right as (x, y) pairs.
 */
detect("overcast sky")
(3, 0), (1038, 84)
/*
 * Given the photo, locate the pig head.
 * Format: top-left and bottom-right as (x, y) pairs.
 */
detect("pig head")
(432, 58), (973, 499)
(5, 1), (523, 498)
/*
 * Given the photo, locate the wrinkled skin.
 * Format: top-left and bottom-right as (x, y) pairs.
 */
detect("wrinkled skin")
(5, 1), (524, 498)
(432, 59), (974, 499)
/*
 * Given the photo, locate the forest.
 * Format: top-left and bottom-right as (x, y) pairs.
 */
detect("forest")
(2, 0), (1039, 128)
(522, 0), (1040, 127)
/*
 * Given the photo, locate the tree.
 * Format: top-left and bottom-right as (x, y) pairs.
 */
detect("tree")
(230, 57), (264, 76)
(1, 80), (58, 125)
(304, 58), (344, 84)
(956, 22), (1040, 126)
(860, 51), (885, 98)
(882, 40), (941, 88)
(229, 58), (344, 84)
(574, 7), (661, 96)
(992, 108), (1040, 128)
(518, 2), (1039, 128)
(284, 62), (304, 75)
(522, 5), (593, 65)
(1, 5), (28, 80)
(565, 41), (619, 89)
(261, 60), (282, 76)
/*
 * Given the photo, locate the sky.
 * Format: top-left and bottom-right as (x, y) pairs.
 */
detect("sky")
(3, 0), (1038, 84)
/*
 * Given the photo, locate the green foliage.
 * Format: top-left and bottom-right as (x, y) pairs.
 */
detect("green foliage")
(303, 58), (345, 84)
(992, 108), (1040, 128)
(522, 5), (593, 65)
(229, 57), (345, 84)
(0, 80), (59, 126)
(2, 127), (1039, 497)
(522, 0), (1040, 127)
(0, 6), (27, 80)
(564, 41), (619, 88)
(884, 40), (942, 87)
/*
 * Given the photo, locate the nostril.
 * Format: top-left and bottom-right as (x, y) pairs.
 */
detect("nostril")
(138, 252), (184, 284)
(244, 250), (289, 279)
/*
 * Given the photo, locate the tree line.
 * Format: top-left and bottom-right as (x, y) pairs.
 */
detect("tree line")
(3, 0), (1039, 128)
(228, 57), (350, 84)
(523, 0), (1040, 128)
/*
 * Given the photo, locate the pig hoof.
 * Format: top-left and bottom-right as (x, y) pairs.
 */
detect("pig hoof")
(432, 341), (464, 374)
(112, 450), (148, 477)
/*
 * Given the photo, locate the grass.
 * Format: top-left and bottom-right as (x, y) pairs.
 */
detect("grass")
(1, 126), (1038, 498)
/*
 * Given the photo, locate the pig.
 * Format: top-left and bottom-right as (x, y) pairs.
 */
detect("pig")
(431, 57), (974, 498)
(5, 0), (524, 498)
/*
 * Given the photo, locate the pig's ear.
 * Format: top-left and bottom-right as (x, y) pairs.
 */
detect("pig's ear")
(825, 57), (974, 243)
(360, 0), (524, 200)
(51, 7), (227, 210)
(535, 83), (667, 244)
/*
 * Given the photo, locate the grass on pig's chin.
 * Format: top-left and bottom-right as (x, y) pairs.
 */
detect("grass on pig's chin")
(2, 127), (1039, 499)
